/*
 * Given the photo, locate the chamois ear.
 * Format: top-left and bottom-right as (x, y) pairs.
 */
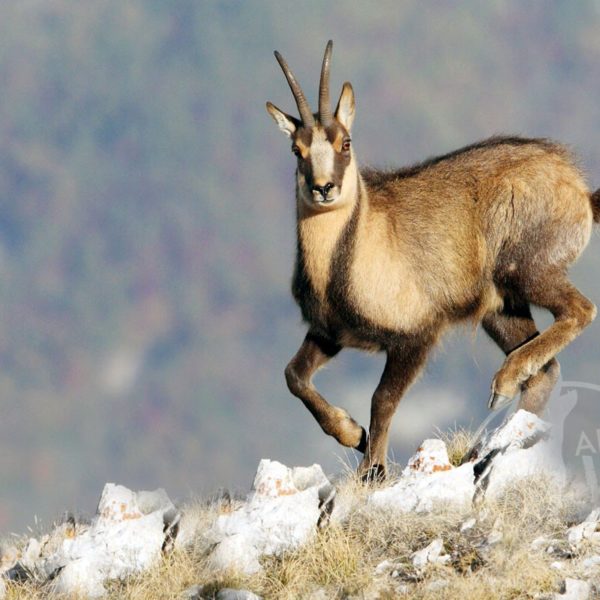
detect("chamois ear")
(266, 102), (300, 138)
(335, 82), (355, 131)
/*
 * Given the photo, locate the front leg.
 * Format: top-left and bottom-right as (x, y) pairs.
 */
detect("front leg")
(359, 338), (433, 481)
(285, 331), (367, 450)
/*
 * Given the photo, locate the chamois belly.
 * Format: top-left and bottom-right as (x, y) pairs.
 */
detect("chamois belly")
(293, 263), (411, 351)
(329, 277), (496, 351)
(295, 247), (495, 351)
(326, 284), (437, 351)
(327, 237), (496, 348)
(314, 260), (438, 351)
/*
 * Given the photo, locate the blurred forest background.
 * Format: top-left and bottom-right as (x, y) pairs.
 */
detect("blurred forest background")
(1, 1), (600, 532)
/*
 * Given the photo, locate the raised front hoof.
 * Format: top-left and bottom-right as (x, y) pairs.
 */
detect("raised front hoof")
(360, 463), (386, 484)
(488, 391), (514, 411)
(331, 406), (366, 449)
(355, 427), (368, 454)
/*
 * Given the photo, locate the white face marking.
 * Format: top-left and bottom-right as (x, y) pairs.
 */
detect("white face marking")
(310, 128), (334, 185)
(296, 127), (355, 212)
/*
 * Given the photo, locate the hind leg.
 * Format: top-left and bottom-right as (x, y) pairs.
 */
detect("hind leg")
(490, 273), (595, 410)
(483, 301), (560, 415)
(285, 331), (367, 451)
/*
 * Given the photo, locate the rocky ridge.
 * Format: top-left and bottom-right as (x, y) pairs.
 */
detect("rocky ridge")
(0, 409), (598, 599)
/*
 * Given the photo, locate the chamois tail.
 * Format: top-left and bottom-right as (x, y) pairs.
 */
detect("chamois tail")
(592, 189), (600, 223)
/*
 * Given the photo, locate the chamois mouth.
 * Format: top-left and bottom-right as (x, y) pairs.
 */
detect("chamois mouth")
(311, 186), (339, 206)
(315, 195), (335, 205)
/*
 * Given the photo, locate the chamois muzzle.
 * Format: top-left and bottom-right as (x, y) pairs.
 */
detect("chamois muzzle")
(312, 182), (335, 202)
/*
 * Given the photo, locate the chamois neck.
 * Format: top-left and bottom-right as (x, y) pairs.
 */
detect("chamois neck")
(296, 159), (364, 302)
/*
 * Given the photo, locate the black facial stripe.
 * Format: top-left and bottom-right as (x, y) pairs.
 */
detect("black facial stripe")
(331, 149), (350, 187)
(295, 128), (313, 148)
(297, 154), (314, 188)
(294, 124), (351, 190)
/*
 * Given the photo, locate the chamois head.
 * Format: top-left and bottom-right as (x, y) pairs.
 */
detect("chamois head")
(266, 41), (357, 211)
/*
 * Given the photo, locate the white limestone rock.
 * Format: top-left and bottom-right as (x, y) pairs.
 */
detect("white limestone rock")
(373, 559), (411, 580)
(10, 483), (180, 597)
(471, 410), (565, 500)
(553, 578), (591, 600)
(580, 555), (600, 573)
(371, 462), (475, 512)
(208, 460), (333, 574)
(567, 509), (600, 547)
(411, 538), (449, 569)
(370, 447), (475, 513)
(481, 409), (551, 453)
(0, 578), (5, 600)
(531, 536), (550, 551)
(426, 579), (449, 592)
(374, 559), (397, 576)
(182, 584), (205, 599)
(216, 589), (263, 600)
(482, 440), (565, 500)
(485, 518), (504, 546)
(53, 558), (107, 598)
(402, 439), (452, 476)
(51, 484), (177, 596)
(370, 410), (562, 514)
(20, 537), (42, 573)
(182, 585), (263, 600)
(329, 478), (361, 525)
(460, 517), (476, 533)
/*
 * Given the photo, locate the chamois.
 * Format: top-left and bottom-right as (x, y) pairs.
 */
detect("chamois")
(266, 41), (600, 480)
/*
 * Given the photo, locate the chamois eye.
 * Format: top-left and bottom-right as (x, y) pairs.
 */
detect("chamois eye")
(342, 138), (351, 152)
(292, 145), (301, 157)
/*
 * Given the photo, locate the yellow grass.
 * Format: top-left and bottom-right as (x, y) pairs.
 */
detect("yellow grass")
(434, 424), (475, 466)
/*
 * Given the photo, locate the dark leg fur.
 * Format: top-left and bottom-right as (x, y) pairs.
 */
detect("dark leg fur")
(358, 338), (433, 479)
(361, 463), (386, 484)
(591, 189), (600, 223)
(285, 332), (366, 450)
(490, 273), (596, 408)
(483, 302), (560, 415)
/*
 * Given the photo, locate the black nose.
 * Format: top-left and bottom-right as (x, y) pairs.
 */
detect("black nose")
(312, 183), (334, 198)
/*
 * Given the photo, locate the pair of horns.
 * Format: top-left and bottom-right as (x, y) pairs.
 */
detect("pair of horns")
(274, 40), (334, 127)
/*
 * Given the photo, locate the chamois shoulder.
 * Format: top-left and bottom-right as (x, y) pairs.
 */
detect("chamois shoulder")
(360, 135), (571, 190)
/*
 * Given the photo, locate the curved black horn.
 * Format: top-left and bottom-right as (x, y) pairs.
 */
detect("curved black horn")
(319, 40), (333, 125)
(274, 50), (315, 127)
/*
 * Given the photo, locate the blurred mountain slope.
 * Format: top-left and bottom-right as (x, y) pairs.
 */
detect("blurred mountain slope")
(0, 1), (599, 531)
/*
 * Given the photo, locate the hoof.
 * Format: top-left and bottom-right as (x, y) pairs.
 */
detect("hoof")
(332, 406), (365, 449)
(360, 463), (386, 484)
(355, 427), (368, 454)
(488, 392), (514, 411)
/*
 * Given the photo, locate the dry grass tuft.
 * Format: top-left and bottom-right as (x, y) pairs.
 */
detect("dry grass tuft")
(435, 424), (475, 466)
